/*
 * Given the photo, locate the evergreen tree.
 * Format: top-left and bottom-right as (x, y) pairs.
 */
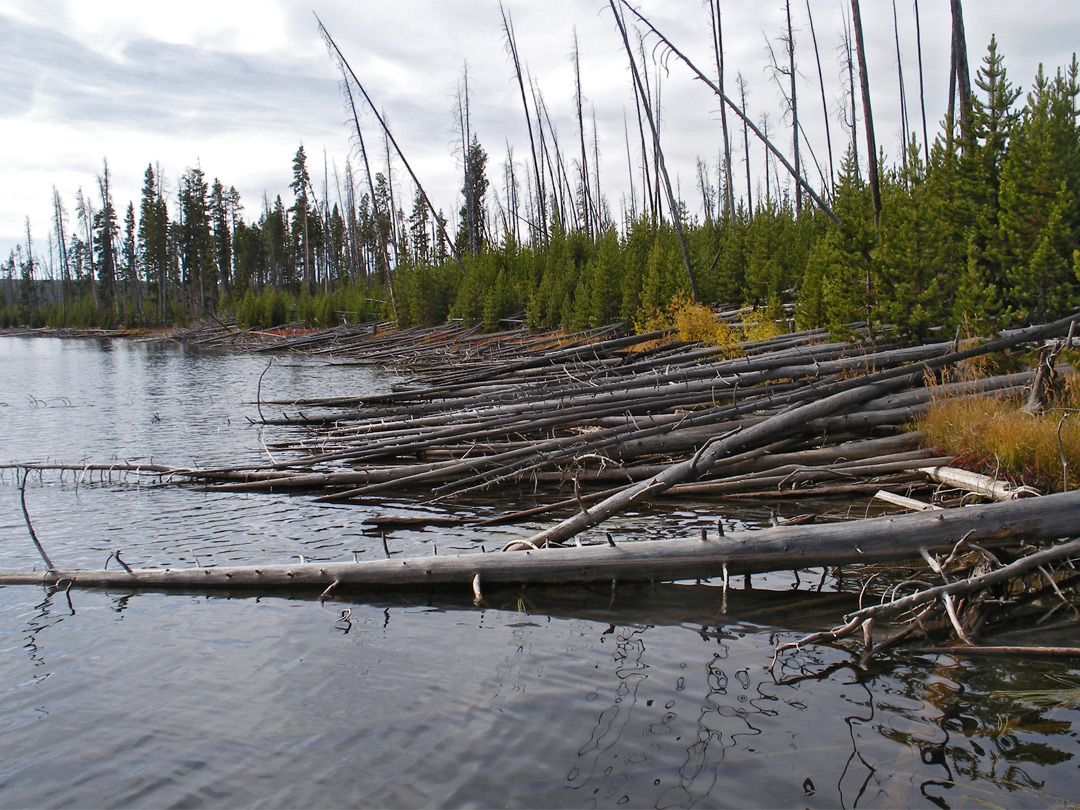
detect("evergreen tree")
(210, 179), (235, 297)
(408, 188), (431, 264)
(456, 135), (489, 257)
(177, 166), (215, 314)
(138, 165), (171, 323)
(999, 59), (1080, 322)
(93, 160), (120, 319)
(121, 202), (139, 322)
(290, 145), (316, 292)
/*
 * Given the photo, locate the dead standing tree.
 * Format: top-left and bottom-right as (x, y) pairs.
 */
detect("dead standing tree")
(948, 0), (974, 149)
(804, 0), (835, 199)
(341, 79), (396, 318)
(499, 4), (548, 246)
(608, 0), (699, 301)
(617, 1), (839, 225)
(849, 0), (881, 228)
(709, 1), (736, 216)
(317, 16), (467, 277)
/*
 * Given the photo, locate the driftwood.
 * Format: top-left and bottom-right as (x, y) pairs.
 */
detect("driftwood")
(920, 465), (1040, 501)
(4, 489), (1079, 595)
(771, 533), (1080, 668)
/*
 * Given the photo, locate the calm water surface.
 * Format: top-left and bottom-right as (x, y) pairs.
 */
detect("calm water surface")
(1, 336), (1078, 809)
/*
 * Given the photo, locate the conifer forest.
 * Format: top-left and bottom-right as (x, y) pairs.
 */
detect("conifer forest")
(3, 1), (1079, 342)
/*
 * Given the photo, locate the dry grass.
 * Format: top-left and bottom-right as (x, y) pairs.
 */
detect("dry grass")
(916, 372), (1080, 492)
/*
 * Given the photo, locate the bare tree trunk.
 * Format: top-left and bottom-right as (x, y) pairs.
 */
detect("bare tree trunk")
(500, 4), (547, 245)
(10, 493), (1080, 594)
(319, 18), (466, 277)
(892, 0), (910, 176)
(630, 66), (655, 221)
(591, 106), (604, 231)
(535, 85), (573, 229)
(850, 0), (881, 227)
(622, 111), (638, 221)
(739, 74), (753, 213)
(342, 80), (396, 319)
(52, 187), (71, 317)
(805, 0), (835, 197)
(711, 1), (735, 216)
(609, 0), (698, 300)
(914, 0), (931, 167)
(950, 0), (973, 146)
(573, 31), (593, 239)
(762, 114), (772, 204)
(841, 10), (859, 179)
(619, 2), (839, 224)
(785, 0), (801, 213)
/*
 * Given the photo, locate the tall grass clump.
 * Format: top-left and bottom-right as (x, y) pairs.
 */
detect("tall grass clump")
(916, 371), (1080, 491)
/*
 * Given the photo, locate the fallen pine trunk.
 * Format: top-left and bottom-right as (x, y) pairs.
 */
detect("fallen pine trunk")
(3, 488), (1079, 596)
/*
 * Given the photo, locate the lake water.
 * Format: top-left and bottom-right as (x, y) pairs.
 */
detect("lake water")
(1, 336), (1078, 809)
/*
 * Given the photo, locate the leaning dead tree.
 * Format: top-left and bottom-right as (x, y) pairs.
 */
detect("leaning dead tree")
(499, 4), (548, 245)
(617, 0), (839, 224)
(608, 0), (697, 300)
(849, 0), (881, 227)
(317, 15), (467, 276)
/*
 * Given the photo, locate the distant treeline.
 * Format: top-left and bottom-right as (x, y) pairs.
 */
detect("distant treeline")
(3, 39), (1078, 339)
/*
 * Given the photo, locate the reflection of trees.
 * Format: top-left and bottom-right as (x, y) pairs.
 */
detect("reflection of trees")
(19, 587), (76, 691)
(868, 655), (1075, 807)
(567, 625), (793, 809)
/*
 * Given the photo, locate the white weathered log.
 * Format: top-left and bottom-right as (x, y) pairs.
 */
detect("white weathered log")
(873, 490), (941, 511)
(919, 466), (1040, 501)
(3, 489), (1079, 594)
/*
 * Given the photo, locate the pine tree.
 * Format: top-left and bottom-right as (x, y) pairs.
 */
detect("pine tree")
(210, 179), (234, 298)
(138, 164), (170, 323)
(999, 59), (1080, 322)
(177, 166), (215, 315)
(122, 202), (139, 322)
(93, 160), (120, 320)
(290, 145), (316, 292)
(456, 135), (489, 257)
(964, 36), (1023, 313)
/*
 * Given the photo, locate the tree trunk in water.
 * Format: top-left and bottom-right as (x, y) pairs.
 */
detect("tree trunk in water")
(6, 490), (1080, 595)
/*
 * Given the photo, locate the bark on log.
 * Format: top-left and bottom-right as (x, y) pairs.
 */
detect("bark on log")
(4, 489), (1079, 595)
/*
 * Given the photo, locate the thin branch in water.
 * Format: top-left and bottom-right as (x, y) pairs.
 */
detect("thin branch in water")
(257, 357), (273, 424)
(19, 468), (55, 571)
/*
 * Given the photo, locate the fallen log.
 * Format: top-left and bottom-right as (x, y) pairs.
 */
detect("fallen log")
(4, 489), (1079, 595)
(521, 312), (1080, 547)
(920, 465), (1040, 501)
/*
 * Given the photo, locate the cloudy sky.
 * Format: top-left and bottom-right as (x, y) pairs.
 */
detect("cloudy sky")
(1, 0), (1078, 269)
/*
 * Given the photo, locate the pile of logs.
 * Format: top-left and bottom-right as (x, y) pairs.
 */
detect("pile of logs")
(7, 312), (1080, 663)
(147, 318), (1061, 522)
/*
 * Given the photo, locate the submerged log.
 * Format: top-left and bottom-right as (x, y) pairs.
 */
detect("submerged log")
(3, 489), (1079, 595)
